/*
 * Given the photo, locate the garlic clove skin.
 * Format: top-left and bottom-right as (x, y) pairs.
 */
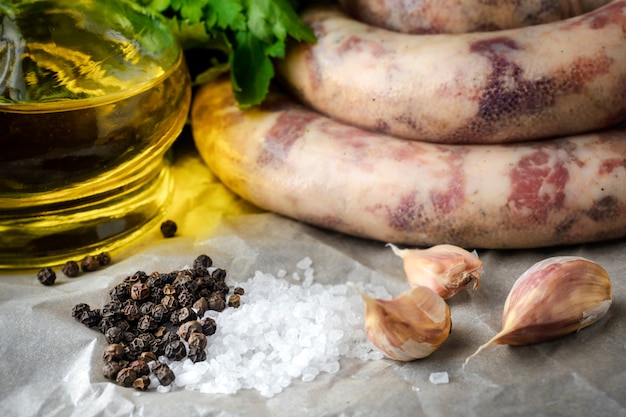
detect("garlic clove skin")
(464, 256), (612, 366)
(496, 256), (612, 345)
(349, 283), (452, 361)
(387, 243), (482, 299)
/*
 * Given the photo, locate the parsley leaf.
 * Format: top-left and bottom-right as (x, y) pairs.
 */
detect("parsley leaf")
(136, 0), (316, 107)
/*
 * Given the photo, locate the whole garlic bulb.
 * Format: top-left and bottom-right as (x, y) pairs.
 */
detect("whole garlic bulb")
(464, 256), (612, 365)
(349, 283), (452, 361)
(387, 243), (482, 299)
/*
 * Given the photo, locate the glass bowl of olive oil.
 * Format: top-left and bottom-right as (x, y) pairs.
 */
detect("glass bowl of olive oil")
(0, 0), (191, 268)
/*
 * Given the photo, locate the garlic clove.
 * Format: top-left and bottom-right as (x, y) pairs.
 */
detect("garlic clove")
(464, 256), (612, 366)
(349, 282), (452, 361)
(387, 243), (482, 299)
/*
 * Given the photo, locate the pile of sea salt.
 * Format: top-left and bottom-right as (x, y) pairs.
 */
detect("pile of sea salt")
(150, 257), (389, 397)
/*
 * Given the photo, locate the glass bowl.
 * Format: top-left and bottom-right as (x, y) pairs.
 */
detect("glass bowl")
(0, 0), (192, 268)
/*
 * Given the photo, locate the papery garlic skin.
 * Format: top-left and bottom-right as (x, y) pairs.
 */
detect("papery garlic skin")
(350, 283), (452, 361)
(497, 256), (612, 345)
(387, 243), (482, 299)
(464, 256), (612, 367)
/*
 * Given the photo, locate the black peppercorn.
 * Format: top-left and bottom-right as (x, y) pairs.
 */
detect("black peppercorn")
(128, 359), (150, 377)
(121, 303), (141, 322)
(81, 255), (100, 272)
(211, 268), (227, 282)
(78, 309), (102, 328)
(71, 303), (91, 319)
(151, 304), (170, 323)
(152, 361), (175, 386)
(130, 282), (150, 301)
(96, 252), (111, 267)
(109, 283), (130, 302)
(187, 332), (207, 349)
(176, 306), (197, 323)
(164, 340), (187, 361)
(37, 267), (56, 286)
(228, 294), (241, 308)
(177, 290), (195, 307)
(198, 317), (217, 336)
(193, 254), (213, 270)
(101, 301), (122, 319)
(207, 292), (226, 312)
(61, 260), (80, 278)
(163, 284), (176, 296)
(132, 375), (151, 391)
(188, 347), (207, 363)
(116, 367), (137, 387)
(161, 295), (178, 310)
(102, 361), (125, 380)
(233, 287), (245, 296)
(103, 344), (126, 363)
(98, 317), (119, 334)
(140, 351), (157, 363)
(177, 320), (203, 341)
(192, 297), (208, 317)
(160, 220), (177, 238)
(139, 301), (155, 316)
(105, 326), (124, 344)
(146, 272), (163, 288)
(137, 315), (157, 332)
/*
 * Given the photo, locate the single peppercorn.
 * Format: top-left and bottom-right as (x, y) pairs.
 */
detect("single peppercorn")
(96, 252), (111, 267)
(78, 309), (102, 328)
(161, 295), (178, 310)
(164, 340), (187, 361)
(139, 301), (155, 316)
(61, 260), (80, 278)
(151, 304), (170, 323)
(128, 359), (150, 377)
(81, 255), (100, 272)
(130, 282), (150, 301)
(160, 220), (177, 238)
(207, 292), (226, 312)
(177, 320), (203, 341)
(228, 294), (241, 308)
(132, 375), (151, 391)
(192, 297), (208, 317)
(121, 303), (141, 322)
(188, 347), (207, 363)
(105, 327), (124, 344)
(37, 267), (56, 286)
(152, 361), (175, 386)
(193, 254), (213, 270)
(116, 367), (137, 387)
(71, 303), (91, 319)
(199, 317), (217, 336)
(187, 332), (207, 350)
(103, 344), (125, 363)
(140, 351), (157, 363)
(233, 287), (245, 296)
(102, 361), (125, 380)
(137, 315), (157, 332)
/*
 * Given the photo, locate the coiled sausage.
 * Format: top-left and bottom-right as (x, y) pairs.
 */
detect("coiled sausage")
(276, 2), (626, 144)
(192, 78), (626, 249)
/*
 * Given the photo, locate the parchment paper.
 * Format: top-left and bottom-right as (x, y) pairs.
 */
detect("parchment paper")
(1, 136), (625, 417)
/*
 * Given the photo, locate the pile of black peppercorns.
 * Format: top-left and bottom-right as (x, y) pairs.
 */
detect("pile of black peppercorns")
(71, 254), (244, 390)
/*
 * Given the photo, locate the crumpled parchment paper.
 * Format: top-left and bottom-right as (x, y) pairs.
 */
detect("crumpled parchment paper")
(1, 137), (625, 417)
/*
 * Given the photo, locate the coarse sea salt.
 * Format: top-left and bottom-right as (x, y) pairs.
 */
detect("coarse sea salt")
(156, 257), (387, 397)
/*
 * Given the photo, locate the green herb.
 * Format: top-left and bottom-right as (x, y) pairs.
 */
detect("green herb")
(135, 0), (317, 108)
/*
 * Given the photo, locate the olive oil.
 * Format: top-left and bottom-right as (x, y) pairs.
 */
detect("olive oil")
(0, 0), (191, 268)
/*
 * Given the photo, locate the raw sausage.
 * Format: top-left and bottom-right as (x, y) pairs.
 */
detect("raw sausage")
(191, 78), (626, 249)
(276, 2), (626, 144)
(338, 0), (610, 34)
